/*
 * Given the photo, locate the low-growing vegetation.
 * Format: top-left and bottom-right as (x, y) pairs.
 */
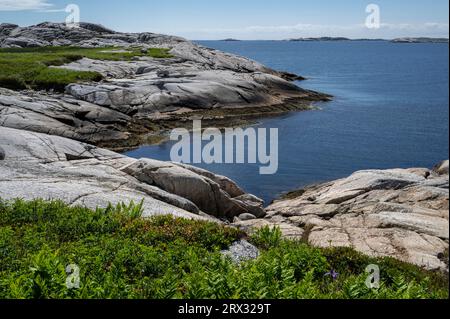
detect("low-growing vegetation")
(0, 46), (172, 92)
(0, 198), (447, 299)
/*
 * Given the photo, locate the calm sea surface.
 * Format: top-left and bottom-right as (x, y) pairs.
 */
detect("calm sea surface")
(126, 41), (449, 204)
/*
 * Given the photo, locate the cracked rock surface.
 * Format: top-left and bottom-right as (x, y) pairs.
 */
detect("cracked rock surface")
(233, 161), (449, 270)
(0, 126), (264, 221)
(0, 23), (329, 148)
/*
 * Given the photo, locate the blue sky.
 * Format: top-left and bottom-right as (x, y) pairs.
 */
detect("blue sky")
(0, 0), (448, 39)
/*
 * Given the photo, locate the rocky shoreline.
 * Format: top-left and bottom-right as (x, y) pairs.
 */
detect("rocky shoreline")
(0, 126), (447, 270)
(234, 160), (449, 270)
(0, 22), (330, 150)
(0, 126), (266, 221)
(0, 22), (448, 271)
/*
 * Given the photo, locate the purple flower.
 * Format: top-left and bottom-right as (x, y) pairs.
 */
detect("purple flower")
(324, 269), (339, 280)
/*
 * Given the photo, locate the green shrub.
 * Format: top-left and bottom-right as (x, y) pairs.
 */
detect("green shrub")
(250, 226), (283, 249)
(0, 198), (447, 299)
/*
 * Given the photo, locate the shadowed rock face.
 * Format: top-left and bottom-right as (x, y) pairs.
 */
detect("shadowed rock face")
(234, 164), (449, 270)
(0, 23), (330, 149)
(0, 126), (265, 221)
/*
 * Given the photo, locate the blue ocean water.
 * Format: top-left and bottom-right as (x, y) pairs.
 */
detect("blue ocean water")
(126, 41), (449, 204)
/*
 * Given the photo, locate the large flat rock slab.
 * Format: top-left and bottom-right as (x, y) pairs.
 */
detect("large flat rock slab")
(240, 166), (450, 270)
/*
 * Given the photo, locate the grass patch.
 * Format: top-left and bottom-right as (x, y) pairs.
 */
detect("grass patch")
(146, 48), (173, 59)
(0, 46), (173, 92)
(0, 199), (447, 299)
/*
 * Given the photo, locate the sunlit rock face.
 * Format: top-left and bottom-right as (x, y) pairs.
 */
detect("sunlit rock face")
(0, 23), (329, 148)
(236, 163), (449, 270)
(0, 126), (264, 221)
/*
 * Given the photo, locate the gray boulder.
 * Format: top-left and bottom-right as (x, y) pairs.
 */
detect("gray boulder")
(434, 160), (449, 176)
(234, 194), (266, 218)
(221, 240), (260, 264)
(0, 126), (263, 221)
(121, 159), (265, 219)
(239, 164), (450, 270)
(238, 213), (257, 221)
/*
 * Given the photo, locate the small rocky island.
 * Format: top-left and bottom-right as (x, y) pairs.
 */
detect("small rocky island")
(391, 37), (449, 43)
(289, 37), (351, 42)
(0, 22), (448, 272)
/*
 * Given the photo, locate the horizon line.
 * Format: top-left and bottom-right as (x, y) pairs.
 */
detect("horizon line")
(5, 21), (449, 42)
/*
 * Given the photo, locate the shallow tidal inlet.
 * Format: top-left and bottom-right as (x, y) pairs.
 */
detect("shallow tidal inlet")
(126, 41), (450, 204)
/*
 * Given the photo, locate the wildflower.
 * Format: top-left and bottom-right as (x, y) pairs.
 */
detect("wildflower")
(325, 269), (339, 280)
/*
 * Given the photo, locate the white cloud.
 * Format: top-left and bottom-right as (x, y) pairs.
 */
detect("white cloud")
(199, 22), (449, 35)
(0, 0), (53, 11)
(175, 22), (449, 40)
(380, 22), (449, 31)
(183, 23), (357, 35)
